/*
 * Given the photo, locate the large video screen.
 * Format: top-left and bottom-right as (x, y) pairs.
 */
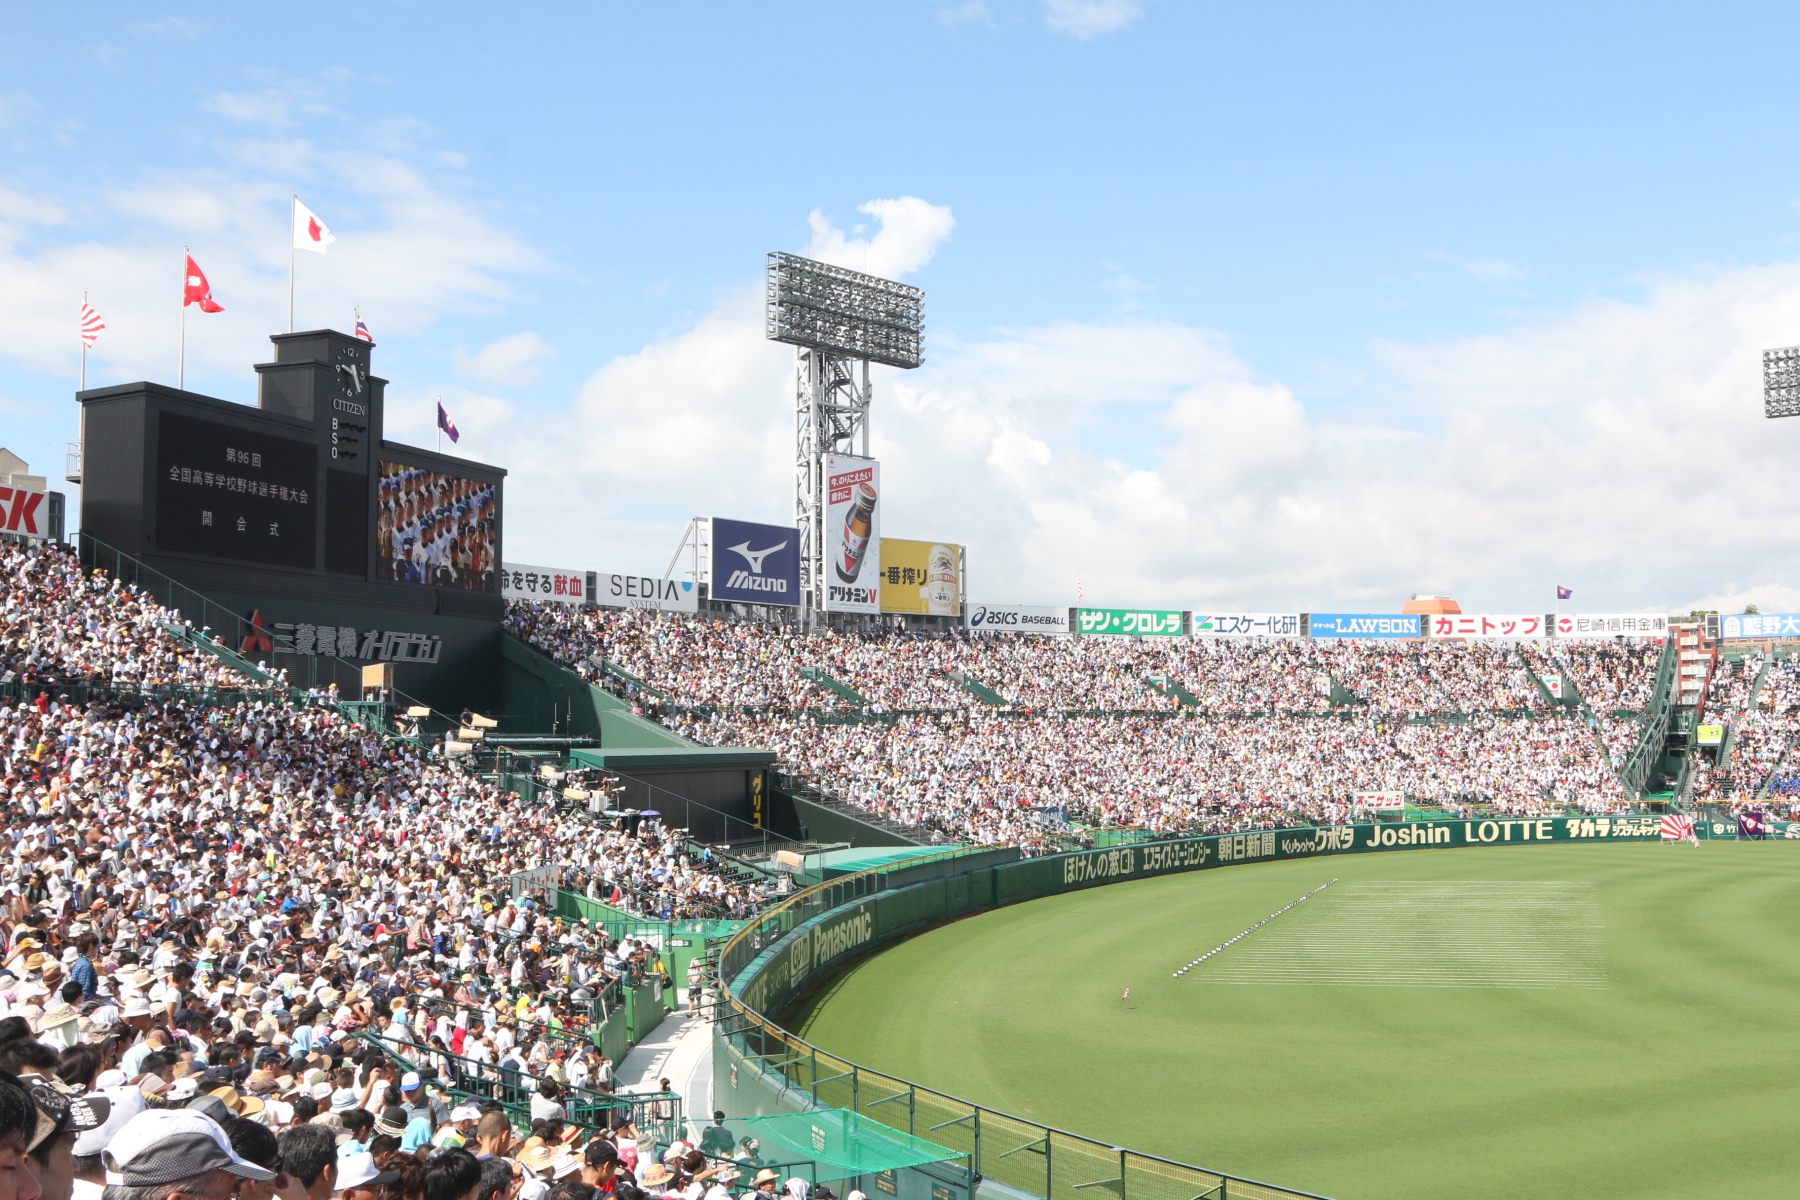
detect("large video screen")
(155, 412), (318, 568)
(375, 461), (498, 592)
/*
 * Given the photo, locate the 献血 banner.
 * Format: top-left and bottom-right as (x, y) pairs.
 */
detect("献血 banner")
(501, 563), (586, 605)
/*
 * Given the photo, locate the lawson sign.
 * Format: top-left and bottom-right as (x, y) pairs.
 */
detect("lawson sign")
(1308, 613), (1423, 639)
(966, 603), (1071, 635)
(707, 518), (801, 607)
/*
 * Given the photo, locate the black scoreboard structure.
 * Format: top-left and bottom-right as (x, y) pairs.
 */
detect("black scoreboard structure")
(79, 329), (506, 711)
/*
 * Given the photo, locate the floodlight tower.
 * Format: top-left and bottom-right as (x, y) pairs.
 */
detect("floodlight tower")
(1766, 346), (1800, 418)
(765, 252), (924, 618)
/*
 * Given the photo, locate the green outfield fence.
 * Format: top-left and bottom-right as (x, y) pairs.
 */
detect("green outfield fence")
(718, 814), (1699, 1200)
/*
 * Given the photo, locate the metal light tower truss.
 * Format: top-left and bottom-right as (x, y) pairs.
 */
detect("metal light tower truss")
(1765, 346), (1800, 418)
(767, 252), (924, 612)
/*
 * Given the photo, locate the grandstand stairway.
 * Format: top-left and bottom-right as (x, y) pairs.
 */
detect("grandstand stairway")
(798, 666), (873, 706)
(593, 656), (674, 702)
(1749, 656), (1774, 709)
(946, 669), (1013, 707)
(1146, 675), (1200, 707)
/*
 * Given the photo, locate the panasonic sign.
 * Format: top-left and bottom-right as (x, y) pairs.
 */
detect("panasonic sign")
(707, 517), (802, 608)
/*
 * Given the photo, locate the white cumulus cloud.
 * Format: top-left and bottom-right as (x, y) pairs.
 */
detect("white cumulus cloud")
(1043, 0), (1144, 39)
(455, 332), (553, 385)
(803, 198), (955, 278)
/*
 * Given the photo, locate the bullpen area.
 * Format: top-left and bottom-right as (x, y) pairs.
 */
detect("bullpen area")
(790, 841), (1800, 1200)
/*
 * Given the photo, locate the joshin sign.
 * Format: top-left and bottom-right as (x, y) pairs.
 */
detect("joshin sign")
(824, 455), (880, 613)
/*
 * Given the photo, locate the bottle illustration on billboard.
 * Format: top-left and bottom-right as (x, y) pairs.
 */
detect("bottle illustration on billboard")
(836, 484), (877, 582)
(924, 543), (956, 614)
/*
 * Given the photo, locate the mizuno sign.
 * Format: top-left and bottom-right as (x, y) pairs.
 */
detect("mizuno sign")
(707, 517), (801, 608)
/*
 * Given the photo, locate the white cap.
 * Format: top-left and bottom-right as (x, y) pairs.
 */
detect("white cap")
(103, 1111), (277, 1185)
(74, 1086), (146, 1159)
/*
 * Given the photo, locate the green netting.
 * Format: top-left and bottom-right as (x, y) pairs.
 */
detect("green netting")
(711, 1111), (963, 1178)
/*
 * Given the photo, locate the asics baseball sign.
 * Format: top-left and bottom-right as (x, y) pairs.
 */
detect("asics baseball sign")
(708, 518), (801, 607)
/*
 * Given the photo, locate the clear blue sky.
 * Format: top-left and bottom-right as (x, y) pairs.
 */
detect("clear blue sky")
(5, 2), (1800, 610)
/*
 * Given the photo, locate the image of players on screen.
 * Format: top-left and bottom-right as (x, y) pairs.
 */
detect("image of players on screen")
(375, 461), (498, 592)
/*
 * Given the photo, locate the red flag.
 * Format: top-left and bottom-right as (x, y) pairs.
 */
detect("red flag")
(183, 254), (224, 312)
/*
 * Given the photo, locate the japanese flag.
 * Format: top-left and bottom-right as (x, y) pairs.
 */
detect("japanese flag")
(293, 198), (335, 253)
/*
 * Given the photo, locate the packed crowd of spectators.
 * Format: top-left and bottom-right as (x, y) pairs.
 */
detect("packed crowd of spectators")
(661, 709), (1629, 847)
(507, 606), (1663, 721)
(0, 541), (253, 693)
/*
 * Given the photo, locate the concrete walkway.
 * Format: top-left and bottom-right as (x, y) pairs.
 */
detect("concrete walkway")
(616, 1006), (713, 1128)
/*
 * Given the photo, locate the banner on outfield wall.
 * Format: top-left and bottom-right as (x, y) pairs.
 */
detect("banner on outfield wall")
(1077, 608), (1183, 636)
(823, 455), (881, 614)
(1426, 614), (1549, 638)
(708, 518), (802, 607)
(733, 814), (1672, 1019)
(1702, 818), (1800, 839)
(1308, 614), (1423, 638)
(878, 539), (961, 615)
(597, 571), (699, 613)
(1720, 613), (1800, 639)
(965, 604), (1071, 635)
(1356, 791), (1406, 811)
(1554, 613), (1671, 638)
(1192, 612), (1302, 637)
(502, 563), (586, 605)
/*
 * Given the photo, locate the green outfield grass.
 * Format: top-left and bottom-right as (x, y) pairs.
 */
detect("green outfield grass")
(789, 841), (1800, 1200)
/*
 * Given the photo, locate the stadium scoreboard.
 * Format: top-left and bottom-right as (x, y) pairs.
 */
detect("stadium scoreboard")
(77, 328), (507, 707)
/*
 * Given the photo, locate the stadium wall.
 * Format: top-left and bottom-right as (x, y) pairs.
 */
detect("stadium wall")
(717, 819), (1673, 1200)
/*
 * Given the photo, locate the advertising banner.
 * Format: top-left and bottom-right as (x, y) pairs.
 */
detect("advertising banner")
(1356, 791), (1406, 811)
(1720, 613), (1800, 639)
(1696, 724), (1724, 745)
(597, 571), (698, 613)
(1554, 613), (1670, 638)
(1426, 613), (1549, 639)
(823, 455), (880, 613)
(1308, 614), (1422, 638)
(1077, 608), (1183, 636)
(708, 518), (801, 607)
(501, 563), (586, 605)
(0, 484), (49, 540)
(1543, 673), (1563, 699)
(878, 538), (960, 615)
(965, 603), (1071, 635)
(1191, 612), (1301, 637)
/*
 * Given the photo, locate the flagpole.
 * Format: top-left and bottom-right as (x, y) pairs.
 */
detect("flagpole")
(179, 248), (188, 390)
(289, 195), (296, 333)
(80, 292), (87, 393)
(438, 394), (443, 453)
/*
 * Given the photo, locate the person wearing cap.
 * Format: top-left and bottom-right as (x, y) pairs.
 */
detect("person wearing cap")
(100, 1109), (278, 1200)
(431, 1106), (481, 1151)
(335, 1151), (398, 1200)
(399, 1072), (448, 1130)
(575, 1139), (617, 1192)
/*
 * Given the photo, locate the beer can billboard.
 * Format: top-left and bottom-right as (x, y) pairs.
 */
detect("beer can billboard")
(824, 454), (880, 613)
(879, 538), (960, 615)
(707, 518), (801, 607)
